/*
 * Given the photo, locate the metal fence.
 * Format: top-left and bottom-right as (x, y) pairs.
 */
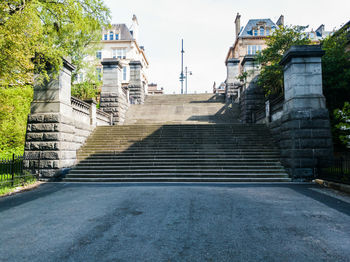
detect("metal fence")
(317, 156), (350, 185)
(0, 154), (37, 188)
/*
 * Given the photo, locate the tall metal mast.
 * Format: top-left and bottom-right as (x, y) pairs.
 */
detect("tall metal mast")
(180, 39), (184, 94)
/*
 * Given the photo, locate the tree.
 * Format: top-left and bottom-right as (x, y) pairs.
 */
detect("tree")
(334, 102), (350, 148)
(0, 0), (110, 86)
(321, 24), (350, 150)
(257, 25), (311, 96)
(71, 61), (102, 100)
(0, 86), (33, 158)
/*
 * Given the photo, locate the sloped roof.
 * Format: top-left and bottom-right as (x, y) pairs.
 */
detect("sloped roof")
(239, 19), (277, 37)
(111, 24), (134, 40)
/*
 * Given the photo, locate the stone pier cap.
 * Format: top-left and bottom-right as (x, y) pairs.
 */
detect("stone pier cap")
(129, 60), (143, 68)
(226, 58), (240, 66)
(280, 45), (325, 66)
(101, 58), (122, 68)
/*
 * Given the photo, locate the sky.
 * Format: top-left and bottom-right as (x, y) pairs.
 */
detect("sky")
(104, 0), (350, 94)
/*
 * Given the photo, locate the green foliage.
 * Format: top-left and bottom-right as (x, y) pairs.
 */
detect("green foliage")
(72, 60), (102, 100)
(237, 72), (248, 82)
(0, 0), (111, 86)
(0, 86), (33, 158)
(334, 102), (350, 148)
(257, 25), (311, 96)
(322, 27), (350, 112)
(321, 26), (350, 150)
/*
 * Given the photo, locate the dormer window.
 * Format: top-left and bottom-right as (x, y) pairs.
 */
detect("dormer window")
(109, 31), (114, 40)
(266, 28), (270, 36)
(254, 29), (258, 36)
(260, 27), (265, 36)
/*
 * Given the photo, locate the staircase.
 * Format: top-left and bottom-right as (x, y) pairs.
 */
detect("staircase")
(64, 94), (290, 182)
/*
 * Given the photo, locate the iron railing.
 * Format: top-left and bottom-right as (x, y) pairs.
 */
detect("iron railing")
(0, 154), (37, 188)
(317, 156), (350, 185)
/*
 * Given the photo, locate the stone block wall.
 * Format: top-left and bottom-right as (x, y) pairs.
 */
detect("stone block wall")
(100, 59), (129, 124)
(239, 79), (265, 123)
(24, 59), (111, 180)
(267, 45), (334, 180)
(129, 61), (145, 104)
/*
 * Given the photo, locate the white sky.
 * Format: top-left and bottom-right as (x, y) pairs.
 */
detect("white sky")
(105, 0), (350, 94)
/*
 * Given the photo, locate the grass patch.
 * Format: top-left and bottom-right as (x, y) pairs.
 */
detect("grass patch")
(0, 172), (37, 196)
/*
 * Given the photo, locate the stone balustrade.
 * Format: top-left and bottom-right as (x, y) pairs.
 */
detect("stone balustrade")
(24, 58), (112, 180)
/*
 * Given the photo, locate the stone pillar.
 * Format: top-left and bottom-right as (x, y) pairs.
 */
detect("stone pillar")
(85, 99), (97, 126)
(128, 61), (144, 104)
(100, 58), (128, 124)
(239, 55), (264, 123)
(24, 59), (77, 180)
(225, 58), (240, 102)
(279, 45), (333, 180)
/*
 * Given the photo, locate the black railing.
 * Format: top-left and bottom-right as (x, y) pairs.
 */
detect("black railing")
(0, 154), (37, 188)
(317, 156), (350, 185)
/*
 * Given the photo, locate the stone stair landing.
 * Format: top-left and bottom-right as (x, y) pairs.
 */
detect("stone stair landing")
(124, 94), (240, 125)
(65, 94), (290, 183)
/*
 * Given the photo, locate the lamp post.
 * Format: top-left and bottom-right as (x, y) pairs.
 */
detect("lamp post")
(179, 39), (185, 94)
(185, 67), (192, 94)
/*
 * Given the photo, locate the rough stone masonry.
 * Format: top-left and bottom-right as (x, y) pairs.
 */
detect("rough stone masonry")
(278, 45), (334, 179)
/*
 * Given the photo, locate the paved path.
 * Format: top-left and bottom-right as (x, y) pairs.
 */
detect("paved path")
(0, 183), (350, 262)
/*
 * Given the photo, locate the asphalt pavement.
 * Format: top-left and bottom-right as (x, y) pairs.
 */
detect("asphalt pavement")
(0, 183), (349, 262)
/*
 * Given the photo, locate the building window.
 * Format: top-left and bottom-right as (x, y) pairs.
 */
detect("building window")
(266, 28), (270, 36)
(260, 27), (265, 36)
(123, 67), (127, 81)
(115, 34), (119, 40)
(247, 45), (262, 55)
(109, 31), (114, 40)
(96, 51), (102, 60)
(96, 68), (102, 81)
(253, 29), (258, 36)
(117, 49), (126, 59)
(112, 49), (117, 58)
(104, 34), (107, 40)
(310, 32), (315, 39)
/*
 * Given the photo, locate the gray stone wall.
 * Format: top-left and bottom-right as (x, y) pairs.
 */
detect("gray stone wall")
(129, 61), (145, 104)
(278, 45), (333, 180)
(24, 59), (111, 180)
(239, 55), (265, 123)
(99, 59), (129, 124)
(239, 78), (265, 123)
(225, 59), (241, 103)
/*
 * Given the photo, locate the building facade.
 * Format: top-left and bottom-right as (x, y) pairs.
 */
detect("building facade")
(224, 13), (332, 100)
(148, 83), (164, 95)
(89, 15), (149, 92)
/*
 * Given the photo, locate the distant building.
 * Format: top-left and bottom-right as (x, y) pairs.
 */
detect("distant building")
(225, 13), (281, 75)
(224, 13), (332, 100)
(80, 15), (149, 92)
(148, 83), (164, 95)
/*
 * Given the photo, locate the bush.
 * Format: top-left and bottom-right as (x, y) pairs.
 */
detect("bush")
(0, 86), (33, 158)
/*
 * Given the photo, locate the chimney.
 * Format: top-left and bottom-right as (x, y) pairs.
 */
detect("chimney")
(276, 15), (284, 27)
(235, 13), (241, 39)
(130, 14), (139, 41)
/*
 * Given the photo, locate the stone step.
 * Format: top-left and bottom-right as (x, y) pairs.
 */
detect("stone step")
(77, 160), (283, 165)
(69, 169), (286, 174)
(63, 177), (292, 183)
(73, 165), (285, 170)
(66, 173), (289, 178)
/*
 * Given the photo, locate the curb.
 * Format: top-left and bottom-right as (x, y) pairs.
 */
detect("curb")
(314, 179), (350, 194)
